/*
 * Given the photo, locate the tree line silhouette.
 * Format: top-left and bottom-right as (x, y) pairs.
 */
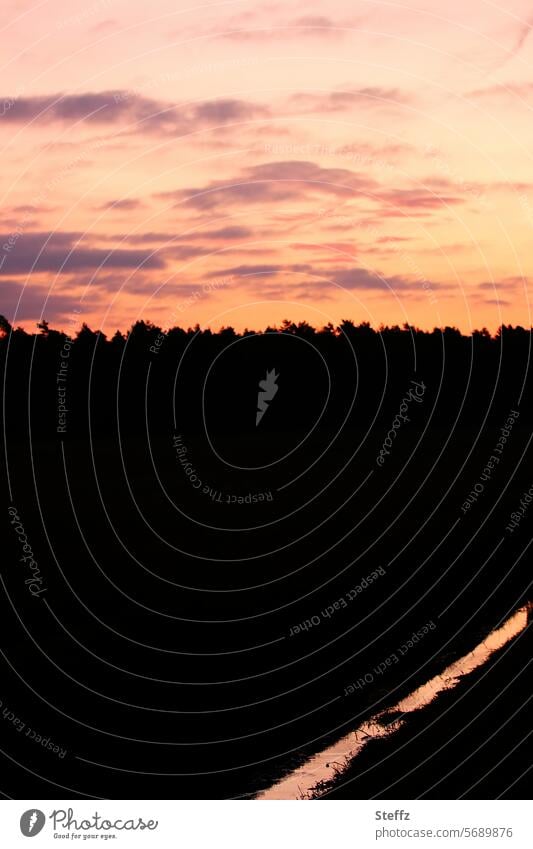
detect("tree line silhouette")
(1, 315), (531, 438)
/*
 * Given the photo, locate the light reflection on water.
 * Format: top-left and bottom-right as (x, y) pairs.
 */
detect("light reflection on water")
(258, 605), (529, 800)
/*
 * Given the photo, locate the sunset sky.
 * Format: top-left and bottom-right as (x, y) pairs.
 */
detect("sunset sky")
(1, 0), (533, 335)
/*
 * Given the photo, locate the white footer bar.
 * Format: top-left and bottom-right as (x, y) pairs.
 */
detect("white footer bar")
(1, 799), (530, 848)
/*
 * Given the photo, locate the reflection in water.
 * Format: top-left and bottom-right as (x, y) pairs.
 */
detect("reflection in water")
(258, 606), (529, 800)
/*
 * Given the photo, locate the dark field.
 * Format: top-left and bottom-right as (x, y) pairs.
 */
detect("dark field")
(2, 321), (532, 798)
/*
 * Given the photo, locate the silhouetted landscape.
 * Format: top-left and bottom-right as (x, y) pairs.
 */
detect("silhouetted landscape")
(2, 316), (532, 799)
